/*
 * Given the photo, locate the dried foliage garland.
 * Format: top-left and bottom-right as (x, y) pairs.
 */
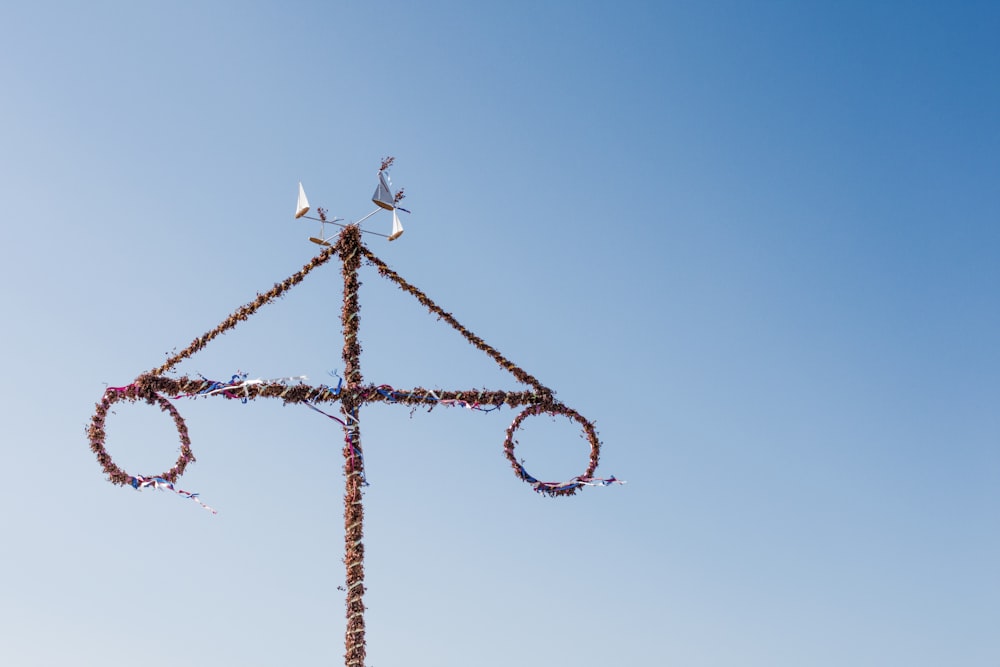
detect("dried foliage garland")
(504, 404), (602, 497)
(90, 225), (602, 495)
(338, 226), (368, 667)
(357, 244), (552, 396)
(88, 384), (194, 487)
(100, 373), (549, 407)
(150, 244), (340, 378)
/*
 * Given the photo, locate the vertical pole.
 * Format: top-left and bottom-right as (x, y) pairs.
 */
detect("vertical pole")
(338, 226), (366, 667)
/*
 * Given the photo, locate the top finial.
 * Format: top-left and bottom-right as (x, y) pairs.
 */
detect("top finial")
(296, 158), (409, 243)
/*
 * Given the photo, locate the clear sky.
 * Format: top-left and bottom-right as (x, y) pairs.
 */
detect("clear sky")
(1, 2), (997, 665)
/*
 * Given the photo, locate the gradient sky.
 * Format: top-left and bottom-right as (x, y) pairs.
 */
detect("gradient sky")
(1, 2), (998, 666)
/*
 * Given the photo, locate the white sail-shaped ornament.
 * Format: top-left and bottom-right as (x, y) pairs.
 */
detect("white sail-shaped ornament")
(295, 182), (310, 219)
(372, 171), (395, 211)
(388, 209), (404, 241)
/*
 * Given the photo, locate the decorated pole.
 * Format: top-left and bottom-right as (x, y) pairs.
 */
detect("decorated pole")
(338, 226), (368, 666)
(87, 160), (623, 666)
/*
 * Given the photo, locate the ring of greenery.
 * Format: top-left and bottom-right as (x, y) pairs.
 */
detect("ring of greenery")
(88, 386), (195, 487)
(503, 403), (600, 497)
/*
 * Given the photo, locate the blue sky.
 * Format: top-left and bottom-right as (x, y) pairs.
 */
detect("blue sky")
(1, 2), (997, 665)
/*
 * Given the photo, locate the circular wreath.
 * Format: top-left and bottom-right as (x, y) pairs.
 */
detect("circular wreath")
(503, 403), (600, 497)
(87, 386), (195, 487)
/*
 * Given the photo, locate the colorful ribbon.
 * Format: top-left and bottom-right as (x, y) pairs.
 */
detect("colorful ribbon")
(514, 462), (625, 497)
(131, 475), (217, 514)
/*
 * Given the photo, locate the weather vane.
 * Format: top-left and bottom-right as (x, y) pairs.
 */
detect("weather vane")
(87, 158), (623, 666)
(297, 156), (409, 245)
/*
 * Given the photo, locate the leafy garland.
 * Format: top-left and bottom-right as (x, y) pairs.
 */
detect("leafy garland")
(88, 226), (608, 498)
(89, 384), (194, 487)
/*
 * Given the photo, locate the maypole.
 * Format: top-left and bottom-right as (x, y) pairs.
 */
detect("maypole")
(87, 159), (623, 666)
